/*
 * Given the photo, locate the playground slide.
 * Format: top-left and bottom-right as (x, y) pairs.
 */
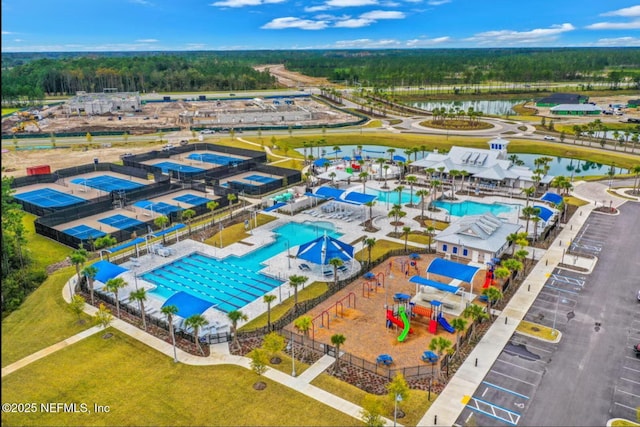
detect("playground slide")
(483, 271), (494, 289)
(437, 314), (455, 334)
(397, 306), (411, 342)
(386, 308), (413, 340)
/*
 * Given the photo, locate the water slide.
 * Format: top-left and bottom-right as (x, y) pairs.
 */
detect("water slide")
(437, 314), (455, 333)
(483, 270), (494, 289)
(386, 308), (413, 341)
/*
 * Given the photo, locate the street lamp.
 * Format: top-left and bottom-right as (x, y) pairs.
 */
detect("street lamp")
(219, 222), (223, 248)
(291, 329), (297, 377)
(393, 393), (402, 427)
(284, 240), (291, 269)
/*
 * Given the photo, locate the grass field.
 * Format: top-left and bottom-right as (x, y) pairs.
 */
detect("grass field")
(1, 330), (361, 427)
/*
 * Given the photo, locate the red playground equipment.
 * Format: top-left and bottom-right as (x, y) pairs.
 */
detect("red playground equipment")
(386, 309), (414, 334)
(483, 259), (498, 289)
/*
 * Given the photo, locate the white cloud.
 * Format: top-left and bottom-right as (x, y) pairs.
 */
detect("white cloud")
(305, 5), (330, 12)
(333, 38), (401, 48)
(2, 31), (14, 35)
(359, 10), (405, 19)
(261, 17), (328, 30)
(406, 36), (451, 46)
(466, 23), (575, 45)
(427, 0), (450, 5)
(325, 0), (378, 7)
(334, 18), (374, 27)
(13, 38), (24, 42)
(130, 0), (154, 5)
(601, 5), (640, 17)
(136, 38), (159, 43)
(591, 37), (640, 47)
(211, 0), (285, 7)
(586, 20), (640, 30)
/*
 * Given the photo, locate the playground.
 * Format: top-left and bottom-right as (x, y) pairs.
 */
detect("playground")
(294, 254), (487, 369)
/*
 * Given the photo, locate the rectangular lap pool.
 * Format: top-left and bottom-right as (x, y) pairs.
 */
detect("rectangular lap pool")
(144, 221), (342, 312)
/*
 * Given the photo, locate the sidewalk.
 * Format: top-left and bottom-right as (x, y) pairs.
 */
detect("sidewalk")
(419, 202), (598, 426)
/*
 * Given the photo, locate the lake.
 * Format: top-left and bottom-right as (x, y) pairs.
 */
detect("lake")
(407, 99), (529, 116)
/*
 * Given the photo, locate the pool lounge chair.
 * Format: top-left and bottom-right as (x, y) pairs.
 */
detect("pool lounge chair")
(299, 263), (312, 271)
(337, 265), (348, 272)
(323, 269), (334, 277)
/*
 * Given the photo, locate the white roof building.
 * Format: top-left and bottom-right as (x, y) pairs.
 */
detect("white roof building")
(434, 212), (522, 263)
(410, 138), (554, 189)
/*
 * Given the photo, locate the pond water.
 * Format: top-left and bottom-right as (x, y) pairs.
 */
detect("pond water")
(296, 145), (626, 177)
(407, 99), (529, 116)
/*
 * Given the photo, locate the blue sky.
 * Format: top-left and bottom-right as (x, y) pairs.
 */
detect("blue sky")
(2, 0), (639, 52)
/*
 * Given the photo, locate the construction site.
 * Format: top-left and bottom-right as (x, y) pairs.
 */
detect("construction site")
(1, 91), (361, 137)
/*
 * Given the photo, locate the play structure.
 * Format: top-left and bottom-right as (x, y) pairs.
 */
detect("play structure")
(483, 258), (499, 289)
(386, 293), (413, 342)
(411, 300), (455, 334)
(310, 292), (356, 340)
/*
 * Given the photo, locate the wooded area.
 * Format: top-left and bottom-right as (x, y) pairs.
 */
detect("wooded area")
(2, 48), (639, 105)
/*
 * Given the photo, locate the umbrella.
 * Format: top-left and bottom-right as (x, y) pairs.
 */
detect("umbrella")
(409, 253), (420, 260)
(342, 156), (352, 161)
(363, 272), (376, 280)
(296, 232), (354, 265)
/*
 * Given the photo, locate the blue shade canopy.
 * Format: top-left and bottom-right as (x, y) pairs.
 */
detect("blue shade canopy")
(162, 291), (214, 318)
(296, 233), (354, 265)
(409, 253), (420, 260)
(393, 155), (407, 162)
(92, 260), (128, 283)
(540, 192), (563, 205)
(534, 205), (554, 222)
(409, 276), (464, 294)
(342, 156), (352, 161)
(364, 272), (376, 279)
(426, 258), (479, 283)
(313, 158), (331, 167)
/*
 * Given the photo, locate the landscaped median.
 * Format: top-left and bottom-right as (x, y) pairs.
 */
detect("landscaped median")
(515, 320), (562, 343)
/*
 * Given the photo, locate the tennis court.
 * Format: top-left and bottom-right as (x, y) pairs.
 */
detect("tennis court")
(63, 224), (106, 240)
(187, 152), (243, 166)
(244, 174), (278, 183)
(173, 194), (211, 206)
(98, 214), (144, 230)
(152, 162), (205, 174)
(133, 200), (182, 215)
(13, 188), (86, 208)
(70, 175), (144, 192)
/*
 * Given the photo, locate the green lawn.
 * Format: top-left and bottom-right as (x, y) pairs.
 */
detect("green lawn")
(22, 212), (72, 270)
(1, 330), (361, 427)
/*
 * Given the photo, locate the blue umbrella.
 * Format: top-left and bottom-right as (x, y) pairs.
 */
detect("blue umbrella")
(296, 233), (354, 265)
(409, 253), (420, 260)
(363, 272), (376, 280)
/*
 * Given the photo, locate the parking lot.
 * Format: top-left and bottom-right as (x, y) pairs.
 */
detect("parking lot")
(455, 204), (640, 426)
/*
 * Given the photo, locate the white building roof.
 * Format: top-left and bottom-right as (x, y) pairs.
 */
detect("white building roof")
(550, 104), (602, 112)
(435, 213), (522, 253)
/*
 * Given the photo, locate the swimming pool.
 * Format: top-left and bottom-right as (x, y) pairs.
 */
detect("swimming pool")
(144, 221), (341, 312)
(366, 188), (419, 205)
(433, 200), (517, 217)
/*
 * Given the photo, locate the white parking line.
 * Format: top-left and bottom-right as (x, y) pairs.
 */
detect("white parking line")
(620, 377), (640, 386)
(613, 401), (639, 412)
(616, 388), (640, 399)
(495, 359), (545, 374)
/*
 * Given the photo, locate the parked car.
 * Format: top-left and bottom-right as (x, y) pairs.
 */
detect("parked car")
(544, 136), (555, 141)
(637, 289), (640, 301)
(634, 343), (640, 357)
(200, 129), (215, 135)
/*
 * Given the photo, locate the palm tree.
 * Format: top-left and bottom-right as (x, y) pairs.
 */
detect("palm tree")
(462, 303), (489, 339)
(394, 185), (405, 206)
(103, 277), (127, 318)
(631, 165), (640, 195)
(450, 317), (468, 360)
(359, 171), (369, 192)
(364, 200), (376, 223)
(70, 248), (88, 294)
(402, 226), (411, 253)
(426, 226), (435, 252)
(161, 304), (179, 362)
(522, 205), (539, 235)
(227, 193), (237, 219)
(154, 215), (169, 245)
(482, 286), (504, 322)
(521, 186), (536, 207)
(405, 175), (417, 207)
(388, 204), (405, 235)
(387, 148), (396, 162)
(263, 294), (277, 331)
(207, 200), (219, 227)
(95, 234), (117, 260)
(382, 165), (390, 188)
(328, 257), (344, 288)
(364, 237), (377, 267)
(288, 274), (309, 307)
(81, 265), (98, 305)
(333, 145), (340, 160)
(376, 158), (386, 181)
(129, 288), (148, 330)
(294, 315), (313, 361)
(227, 309), (248, 350)
(428, 336), (452, 381)
(330, 333), (346, 373)
(416, 189), (429, 219)
(185, 313), (209, 355)
(181, 208), (196, 235)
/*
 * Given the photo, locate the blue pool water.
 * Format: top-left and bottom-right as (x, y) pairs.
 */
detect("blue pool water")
(366, 188), (420, 205)
(433, 200), (517, 217)
(144, 221), (341, 312)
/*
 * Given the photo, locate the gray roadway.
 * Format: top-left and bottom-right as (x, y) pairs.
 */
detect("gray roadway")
(454, 200), (640, 426)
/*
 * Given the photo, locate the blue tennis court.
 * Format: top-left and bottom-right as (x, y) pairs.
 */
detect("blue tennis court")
(98, 214), (144, 230)
(187, 152), (242, 166)
(245, 174), (277, 183)
(173, 194), (211, 206)
(133, 200), (182, 215)
(63, 224), (106, 240)
(152, 162), (205, 174)
(14, 188), (85, 208)
(70, 175), (144, 192)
